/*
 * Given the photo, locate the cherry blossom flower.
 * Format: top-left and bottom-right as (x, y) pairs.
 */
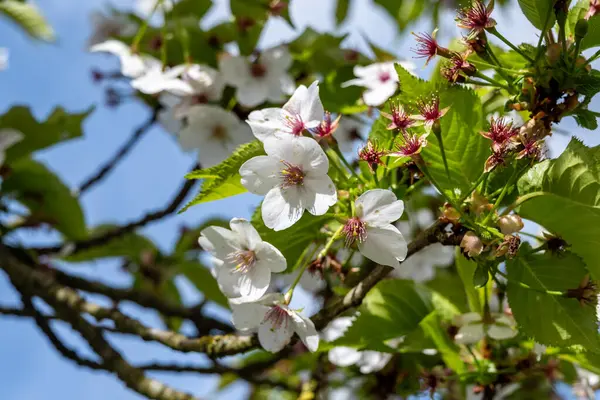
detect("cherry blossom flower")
(219, 46), (295, 107)
(415, 96), (449, 130)
(246, 81), (324, 142)
(178, 105), (252, 167)
(135, 0), (173, 17)
(453, 312), (517, 344)
(88, 11), (136, 47)
(0, 129), (24, 165)
(199, 218), (286, 302)
(230, 293), (319, 353)
(131, 64), (190, 95)
(411, 30), (451, 65)
(342, 61), (415, 107)
(456, 0), (496, 38)
(587, 0), (600, 20)
(240, 136), (337, 231)
(0, 48), (7, 71)
(390, 132), (428, 159)
(480, 117), (519, 152)
(157, 93), (183, 134)
(497, 214), (524, 235)
(90, 40), (158, 78)
(381, 103), (415, 132)
(342, 189), (407, 268)
(460, 231), (483, 258)
(358, 140), (386, 172)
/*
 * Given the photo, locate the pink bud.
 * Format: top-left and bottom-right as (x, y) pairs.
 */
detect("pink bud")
(460, 231), (483, 258)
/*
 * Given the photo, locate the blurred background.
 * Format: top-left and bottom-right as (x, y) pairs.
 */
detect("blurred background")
(0, 0), (597, 398)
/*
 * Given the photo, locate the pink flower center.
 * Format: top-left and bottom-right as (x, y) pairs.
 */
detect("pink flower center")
(280, 161), (305, 188)
(284, 114), (305, 136)
(396, 133), (425, 157)
(211, 125), (228, 141)
(343, 217), (367, 247)
(378, 71), (391, 83)
(227, 249), (257, 273)
(192, 94), (209, 104)
(263, 305), (290, 330)
(250, 63), (267, 78)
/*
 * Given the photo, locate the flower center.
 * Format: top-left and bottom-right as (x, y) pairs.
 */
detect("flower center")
(343, 217), (367, 247)
(263, 305), (290, 330)
(192, 94), (209, 104)
(250, 62), (267, 78)
(284, 114), (305, 136)
(227, 249), (257, 273)
(280, 161), (305, 188)
(212, 125), (228, 141)
(378, 71), (391, 83)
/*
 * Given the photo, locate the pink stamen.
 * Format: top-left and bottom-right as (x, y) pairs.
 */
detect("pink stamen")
(280, 161), (305, 188)
(343, 217), (367, 247)
(227, 249), (257, 273)
(263, 305), (290, 330)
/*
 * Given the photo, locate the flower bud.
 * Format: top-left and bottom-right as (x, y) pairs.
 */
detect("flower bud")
(497, 214), (524, 235)
(460, 231), (483, 258)
(441, 203), (461, 224)
(546, 43), (562, 65)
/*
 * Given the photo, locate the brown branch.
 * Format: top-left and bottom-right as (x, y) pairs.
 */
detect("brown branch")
(3, 247), (201, 400)
(34, 162), (199, 256)
(76, 108), (158, 195)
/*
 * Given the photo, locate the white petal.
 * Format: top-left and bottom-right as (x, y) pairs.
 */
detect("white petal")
(231, 302), (269, 331)
(454, 324), (485, 345)
(296, 136), (329, 173)
(239, 155), (280, 195)
(363, 82), (397, 107)
(219, 55), (250, 87)
(90, 40), (147, 78)
(239, 265), (271, 302)
(356, 189), (403, 226)
(262, 136), (308, 167)
(358, 351), (392, 373)
(299, 81), (324, 124)
(236, 80), (269, 107)
(283, 84), (308, 115)
(229, 218), (262, 250)
(255, 241), (287, 273)
(262, 186), (305, 231)
(261, 46), (292, 74)
(329, 346), (363, 367)
(358, 225), (407, 268)
(291, 311), (319, 352)
(301, 174), (337, 216)
(247, 108), (286, 142)
(198, 226), (239, 259)
(322, 317), (354, 342)
(456, 312), (482, 325)
(258, 312), (294, 352)
(216, 265), (245, 298)
(487, 323), (517, 341)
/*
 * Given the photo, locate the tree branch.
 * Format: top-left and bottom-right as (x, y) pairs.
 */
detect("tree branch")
(34, 162), (199, 256)
(76, 108), (159, 195)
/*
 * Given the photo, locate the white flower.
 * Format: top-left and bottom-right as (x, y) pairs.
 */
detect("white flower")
(230, 293), (319, 353)
(88, 11), (136, 47)
(240, 136), (337, 231)
(135, 0), (173, 17)
(178, 105), (252, 167)
(198, 218), (286, 302)
(454, 312), (517, 345)
(246, 81), (324, 142)
(0, 48), (8, 71)
(392, 209), (453, 282)
(131, 64), (189, 95)
(219, 46), (295, 107)
(157, 93), (183, 134)
(0, 129), (24, 165)
(342, 189), (407, 268)
(335, 117), (364, 154)
(323, 317), (393, 374)
(342, 61), (415, 107)
(90, 40), (158, 78)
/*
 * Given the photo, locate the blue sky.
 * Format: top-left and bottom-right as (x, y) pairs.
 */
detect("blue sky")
(0, 1), (597, 399)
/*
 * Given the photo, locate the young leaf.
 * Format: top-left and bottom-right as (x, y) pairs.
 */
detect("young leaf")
(3, 158), (87, 240)
(506, 248), (600, 351)
(517, 138), (600, 278)
(455, 249), (482, 313)
(333, 280), (434, 349)
(0, 1), (54, 41)
(335, 0), (350, 26)
(181, 140), (264, 211)
(573, 108), (599, 130)
(0, 105), (94, 163)
(581, 15), (600, 50)
(420, 312), (466, 373)
(517, 0), (556, 31)
(566, 0), (590, 40)
(178, 261), (228, 308)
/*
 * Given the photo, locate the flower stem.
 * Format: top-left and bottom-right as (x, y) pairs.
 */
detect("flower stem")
(334, 146), (368, 184)
(326, 149), (350, 180)
(501, 191), (547, 215)
(535, 5), (555, 61)
(131, 0), (163, 51)
(471, 72), (512, 91)
(488, 27), (534, 63)
(433, 130), (451, 181)
(482, 164), (526, 225)
(459, 171), (487, 204)
(284, 245), (318, 304)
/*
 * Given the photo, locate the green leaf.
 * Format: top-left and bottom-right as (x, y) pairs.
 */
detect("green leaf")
(288, 28), (348, 74)
(3, 158), (86, 240)
(181, 140), (264, 211)
(420, 312), (466, 373)
(574, 70), (600, 98)
(0, 105), (94, 164)
(167, 0), (212, 19)
(334, 280), (434, 349)
(506, 248), (600, 351)
(473, 264), (490, 288)
(251, 207), (330, 269)
(229, 0), (268, 55)
(573, 108), (599, 130)
(455, 249), (482, 313)
(567, 0), (590, 40)
(517, 0), (556, 30)
(560, 352), (600, 375)
(517, 138), (600, 278)
(64, 225), (158, 263)
(178, 261), (228, 307)
(425, 270), (470, 313)
(581, 15), (600, 50)
(374, 0), (426, 30)
(0, 1), (54, 41)
(335, 0), (350, 26)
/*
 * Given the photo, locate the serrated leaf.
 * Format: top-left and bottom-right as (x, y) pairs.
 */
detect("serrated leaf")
(574, 70), (600, 98)
(581, 15), (600, 50)
(573, 108), (599, 130)
(0, 1), (54, 41)
(3, 158), (86, 240)
(517, 138), (600, 278)
(0, 105), (94, 164)
(333, 280), (434, 349)
(455, 249), (483, 313)
(64, 224), (158, 263)
(517, 0), (556, 31)
(506, 248), (600, 350)
(181, 140), (264, 211)
(178, 261), (228, 307)
(251, 207), (330, 269)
